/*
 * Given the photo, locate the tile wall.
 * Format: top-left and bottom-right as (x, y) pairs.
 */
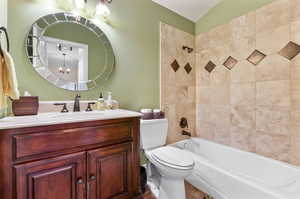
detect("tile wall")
(196, 0), (300, 165)
(161, 0), (300, 197)
(160, 23), (196, 144)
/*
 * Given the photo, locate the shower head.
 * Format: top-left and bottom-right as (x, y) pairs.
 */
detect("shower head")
(182, 46), (194, 53)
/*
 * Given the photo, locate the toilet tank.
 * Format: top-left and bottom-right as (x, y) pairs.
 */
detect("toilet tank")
(140, 119), (168, 150)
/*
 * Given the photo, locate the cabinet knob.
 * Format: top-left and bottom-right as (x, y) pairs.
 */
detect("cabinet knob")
(90, 175), (96, 180)
(77, 178), (84, 184)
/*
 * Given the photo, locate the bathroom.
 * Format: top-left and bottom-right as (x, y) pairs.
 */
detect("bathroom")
(1, 0), (300, 198)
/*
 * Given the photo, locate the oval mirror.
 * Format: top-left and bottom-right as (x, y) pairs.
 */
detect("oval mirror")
(26, 12), (115, 91)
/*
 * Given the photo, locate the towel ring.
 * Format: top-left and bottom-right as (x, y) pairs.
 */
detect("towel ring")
(0, 26), (10, 57)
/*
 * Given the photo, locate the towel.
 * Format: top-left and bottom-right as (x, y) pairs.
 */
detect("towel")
(0, 50), (20, 109)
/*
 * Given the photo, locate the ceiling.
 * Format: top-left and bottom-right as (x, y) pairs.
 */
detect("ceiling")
(152, 0), (221, 22)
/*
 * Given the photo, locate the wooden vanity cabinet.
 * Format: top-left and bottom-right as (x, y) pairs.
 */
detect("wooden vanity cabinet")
(15, 152), (87, 199)
(88, 143), (133, 199)
(0, 117), (141, 199)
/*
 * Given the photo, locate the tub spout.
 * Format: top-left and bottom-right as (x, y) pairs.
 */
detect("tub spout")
(182, 130), (192, 137)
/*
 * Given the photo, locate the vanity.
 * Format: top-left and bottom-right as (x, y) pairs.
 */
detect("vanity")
(0, 110), (142, 199)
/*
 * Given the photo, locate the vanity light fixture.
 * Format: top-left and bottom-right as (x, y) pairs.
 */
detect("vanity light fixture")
(73, 0), (112, 18)
(74, 0), (87, 9)
(96, 0), (112, 18)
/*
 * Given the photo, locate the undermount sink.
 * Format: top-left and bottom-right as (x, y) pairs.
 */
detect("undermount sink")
(47, 111), (105, 119)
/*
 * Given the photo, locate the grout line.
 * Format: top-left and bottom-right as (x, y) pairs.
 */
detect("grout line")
(253, 7), (257, 153)
(288, 0), (293, 163)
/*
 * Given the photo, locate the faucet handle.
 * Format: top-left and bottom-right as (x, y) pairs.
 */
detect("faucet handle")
(54, 103), (69, 113)
(86, 102), (95, 112)
(180, 117), (189, 128)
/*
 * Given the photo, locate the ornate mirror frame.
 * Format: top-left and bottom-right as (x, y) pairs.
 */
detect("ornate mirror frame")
(25, 12), (115, 91)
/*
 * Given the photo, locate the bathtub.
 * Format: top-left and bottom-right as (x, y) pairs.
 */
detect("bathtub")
(172, 138), (300, 199)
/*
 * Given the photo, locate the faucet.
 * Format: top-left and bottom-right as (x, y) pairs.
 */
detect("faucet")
(180, 117), (192, 137)
(182, 130), (192, 137)
(73, 94), (81, 112)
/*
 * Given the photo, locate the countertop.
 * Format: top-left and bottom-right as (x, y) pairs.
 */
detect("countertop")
(0, 109), (141, 130)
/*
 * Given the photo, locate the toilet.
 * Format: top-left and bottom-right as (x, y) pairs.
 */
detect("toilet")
(140, 119), (195, 199)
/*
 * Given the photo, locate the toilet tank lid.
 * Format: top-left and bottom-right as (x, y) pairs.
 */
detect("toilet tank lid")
(140, 119), (168, 125)
(151, 146), (194, 167)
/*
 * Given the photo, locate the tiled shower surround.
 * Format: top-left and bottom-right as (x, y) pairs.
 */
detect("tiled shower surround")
(196, 0), (300, 166)
(160, 0), (300, 197)
(160, 23), (196, 144)
(162, 0), (300, 164)
(160, 23), (210, 198)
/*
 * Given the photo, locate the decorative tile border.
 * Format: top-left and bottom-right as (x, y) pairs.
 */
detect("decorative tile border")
(170, 59), (193, 75)
(279, 41), (300, 60)
(247, 50), (266, 66)
(205, 61), (216, 73)
(171, 59), (180, 72)
(203, 41), (300, 73)
(184, 63), (193, 74)
(223, 56), (238, 70)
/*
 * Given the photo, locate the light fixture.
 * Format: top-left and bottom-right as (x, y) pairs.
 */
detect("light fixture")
(73, 0), (112, 18)
(96, 0), (112, 18)
(57, 43), (73, 52)
(74, 0), (87, 9)
(66, 68), (71, 74)
(59, 66), (64, 73)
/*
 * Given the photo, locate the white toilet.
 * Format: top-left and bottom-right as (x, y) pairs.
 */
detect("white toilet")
(140, 119), (195, 199)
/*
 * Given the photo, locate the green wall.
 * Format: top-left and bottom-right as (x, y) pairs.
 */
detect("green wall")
(196, 0), (275, 34)
(7, 0), (194, 112)
(0, 109), (5, 118)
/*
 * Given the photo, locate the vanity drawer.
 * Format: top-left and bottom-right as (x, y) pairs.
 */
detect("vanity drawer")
(13, 122), (132, 160)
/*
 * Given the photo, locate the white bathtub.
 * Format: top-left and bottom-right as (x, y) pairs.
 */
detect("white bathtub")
(172, 138), (300, 199)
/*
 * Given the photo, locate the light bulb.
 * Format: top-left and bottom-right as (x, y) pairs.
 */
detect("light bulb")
(66, 68), (71, 73)
(74, 0), (86, 9)
(96, 2), (110, 18)
(59, 67), (64, 73)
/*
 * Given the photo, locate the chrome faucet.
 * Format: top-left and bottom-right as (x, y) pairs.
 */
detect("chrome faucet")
(73, 94), (81, 112)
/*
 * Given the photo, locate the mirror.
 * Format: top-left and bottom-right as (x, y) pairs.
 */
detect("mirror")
(26, 12), (115, 91)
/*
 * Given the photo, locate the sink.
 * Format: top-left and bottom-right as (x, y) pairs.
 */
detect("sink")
(48, 111), (105, 119)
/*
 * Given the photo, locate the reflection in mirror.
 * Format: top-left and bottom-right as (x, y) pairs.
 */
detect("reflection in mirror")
(26, 12), (115, 91)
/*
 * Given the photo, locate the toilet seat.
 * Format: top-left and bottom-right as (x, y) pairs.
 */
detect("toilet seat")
(149, 146), (194, 170)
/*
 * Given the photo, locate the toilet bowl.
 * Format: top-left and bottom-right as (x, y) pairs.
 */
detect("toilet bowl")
(146, 146), (194, 199)
(140, 119), (195, 199)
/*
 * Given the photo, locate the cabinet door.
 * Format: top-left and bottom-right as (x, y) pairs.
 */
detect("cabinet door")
(15, 152), (86, 199)
(88, 143), (133, 199)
